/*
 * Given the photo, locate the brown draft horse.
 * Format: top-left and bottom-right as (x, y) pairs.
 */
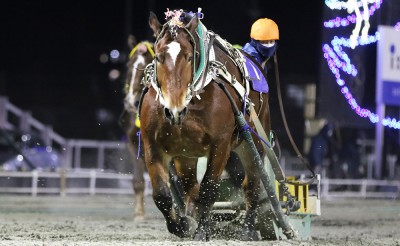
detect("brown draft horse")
(140, 11), (271, 241)
(121, 35), (154, 220)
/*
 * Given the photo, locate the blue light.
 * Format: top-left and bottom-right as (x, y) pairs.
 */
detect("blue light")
(110, 49), (120, 59)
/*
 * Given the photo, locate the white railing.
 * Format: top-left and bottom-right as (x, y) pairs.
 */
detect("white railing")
(63, 139), (127, 170)
(1, 97), (399, 199)
(0, 96), (66, 147)
(0, 96), (130, 170)
(321, 178), (400, 199)
(1, 170), (399, 199)
(0, 170), (152, 197)
(281, 153), (398, 180)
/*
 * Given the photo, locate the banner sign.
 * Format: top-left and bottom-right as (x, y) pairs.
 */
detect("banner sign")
(376, 25), (400, 105)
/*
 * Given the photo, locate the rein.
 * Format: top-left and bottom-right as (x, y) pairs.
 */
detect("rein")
(272, 52), (316, 185)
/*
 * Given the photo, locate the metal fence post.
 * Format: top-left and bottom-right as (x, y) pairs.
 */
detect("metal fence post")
(64, 140), (74, 169)
(59, 170), (67, 197)
(97, 144), (105, 170)
(322, 179), (329, 199)
(89, 170), (96, 196)
(31, 170), (38, 197)
(361, 179), (367, 198)
(74, 144), (81, 169)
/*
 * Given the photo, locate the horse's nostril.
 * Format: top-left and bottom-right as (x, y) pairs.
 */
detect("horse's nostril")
(164, 108), (173, 120)
(180, 107), (188, 117)
(164, 107), (187, 125)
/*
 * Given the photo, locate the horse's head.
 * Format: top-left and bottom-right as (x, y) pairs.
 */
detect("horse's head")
(124, 35), (154, 114)
(149, 11), (199, 125)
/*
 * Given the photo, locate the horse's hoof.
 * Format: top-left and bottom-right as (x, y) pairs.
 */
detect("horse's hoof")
(133, 208), (145, 221)
(193, 223), (210, 241)
(133, 214), (145, 222)
(193, 230), (209, 241)
(240, 227), (260, 241)
(167, 216), (197, 238)
(183, 216), (197, 237)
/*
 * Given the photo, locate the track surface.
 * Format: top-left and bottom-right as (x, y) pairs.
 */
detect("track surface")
(0, 195), (399, 245)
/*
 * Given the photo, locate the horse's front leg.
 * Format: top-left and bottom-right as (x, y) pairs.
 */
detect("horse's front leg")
(130, 143), (146, 221)
(174, 157), (200, 218)
(235, 141), (262, 241)
(127, 126), (146, 221)
(194, 144), (230, 241)
(144, 151), (196, 238)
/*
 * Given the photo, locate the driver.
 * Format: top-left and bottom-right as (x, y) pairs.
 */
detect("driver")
(242, 18), (279, 68)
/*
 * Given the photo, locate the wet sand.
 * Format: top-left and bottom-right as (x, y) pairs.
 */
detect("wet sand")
(0, 195), (399, 245)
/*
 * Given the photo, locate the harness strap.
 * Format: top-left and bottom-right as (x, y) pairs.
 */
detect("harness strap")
(249, 104), (286, 182)
(214, 36), (247, 81)
(212, 64), (285, 182)
(194, 31), (216, 97)
(213, 65), (249, 100)
(194, 22), (206, 83)
(213, 79), (295, 239)
(137, 87), (149, 120)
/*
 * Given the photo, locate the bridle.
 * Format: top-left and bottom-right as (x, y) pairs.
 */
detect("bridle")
(143, 20), (202, 106)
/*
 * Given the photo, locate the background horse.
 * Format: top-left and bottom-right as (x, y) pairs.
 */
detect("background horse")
(139, 10), (271, 241)
(120, 35), (154, 220)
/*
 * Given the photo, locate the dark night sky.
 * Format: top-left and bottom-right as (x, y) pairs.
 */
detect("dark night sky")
(0, 0), (323, 140)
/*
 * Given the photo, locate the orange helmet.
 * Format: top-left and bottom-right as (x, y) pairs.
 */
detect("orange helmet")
(250, 18), (279, 41)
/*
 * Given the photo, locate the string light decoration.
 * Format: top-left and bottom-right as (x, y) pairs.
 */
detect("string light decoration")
(324, 1), (380, 29)
(323, 0), (400, 129)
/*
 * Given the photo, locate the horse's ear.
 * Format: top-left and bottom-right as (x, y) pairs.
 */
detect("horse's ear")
(185, 15), (199, 34)
(127, 35), (137, 50)
(149, 11), (162, 38)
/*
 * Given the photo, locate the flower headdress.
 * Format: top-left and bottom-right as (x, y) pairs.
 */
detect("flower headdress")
(164, 8), (204, 39)
(164, 8), (204, 27)
(164, 8), (185, 27)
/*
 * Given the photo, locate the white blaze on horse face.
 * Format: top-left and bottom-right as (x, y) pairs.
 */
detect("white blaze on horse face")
(124, 55), (145, 112)
(163, 41), (186, 119)
(167, 41), (181, 65)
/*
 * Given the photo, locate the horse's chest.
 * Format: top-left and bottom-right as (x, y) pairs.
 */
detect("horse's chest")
(155, 124), (209, 157)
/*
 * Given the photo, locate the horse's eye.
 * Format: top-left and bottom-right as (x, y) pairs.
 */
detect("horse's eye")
(155, 54), (165, 64)
(188, 55), (193, 62)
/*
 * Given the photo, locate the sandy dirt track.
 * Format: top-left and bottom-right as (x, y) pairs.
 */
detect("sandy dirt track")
(0, 195), (399, 246)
